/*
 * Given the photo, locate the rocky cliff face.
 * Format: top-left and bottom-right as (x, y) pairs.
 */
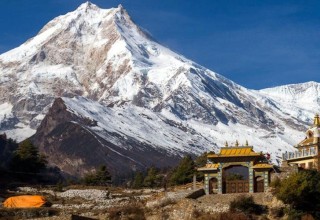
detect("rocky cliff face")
(31, 97), (187, 177)
(0, 2), (319, 176)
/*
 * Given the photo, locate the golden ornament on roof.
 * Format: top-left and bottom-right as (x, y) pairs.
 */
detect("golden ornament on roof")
(314, 113), (320, 126)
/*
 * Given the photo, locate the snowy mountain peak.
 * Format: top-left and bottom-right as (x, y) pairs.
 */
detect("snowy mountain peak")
(75, 2), (125, 16)
(260, 81), (320, 103)
(76, 1), (100, 11)
(262, 81), (320, 92)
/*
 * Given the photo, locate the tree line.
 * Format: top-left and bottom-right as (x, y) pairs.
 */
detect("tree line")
(131, 153), (208, 189)
(0, 134), (112, 186)
(0, 133), (209, 187)
(0, 134), (47, 174)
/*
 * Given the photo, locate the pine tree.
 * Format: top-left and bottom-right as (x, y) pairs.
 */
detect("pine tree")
(194, 152), (208, 168)
(95, 165), (112, 185)
(17, 139), (39, 159)
(0, 134), (18, 169)
(143, 167), (159, 187)
(194, 152), (208, 180)
(169, 155), (195, 185)
(10, 139), (47, 173)
(133, 171), (144, 188)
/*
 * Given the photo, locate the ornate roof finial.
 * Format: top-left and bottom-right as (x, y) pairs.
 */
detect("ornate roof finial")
(235, 140), (239, 147)
(245, 140), (249, 146)
(314, 113), (320, 126)
(225, 141), (228, 147)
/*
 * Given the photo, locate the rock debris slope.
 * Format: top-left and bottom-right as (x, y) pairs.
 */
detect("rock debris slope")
(0, 2), (319, 176)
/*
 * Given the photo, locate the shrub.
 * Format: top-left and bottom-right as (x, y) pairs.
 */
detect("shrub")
(285, 208), (304, 220)
(276, 169), (320, 217)
(83, 165), (112, 186)
(270, 176), (281, 194)
(269, 207), (285, 218)
(230, 195), (267, 215)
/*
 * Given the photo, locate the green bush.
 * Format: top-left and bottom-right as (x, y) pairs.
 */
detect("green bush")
(83, 165), (112, 186)
(270, 176), (281, 195)
(269, 207), (285, 218)
(276, 169), (320, 218)
(230, 195), (267, 215)
(284, 208), (304, 220)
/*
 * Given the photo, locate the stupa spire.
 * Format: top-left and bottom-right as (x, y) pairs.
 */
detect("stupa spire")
(314, 113), (320, 126)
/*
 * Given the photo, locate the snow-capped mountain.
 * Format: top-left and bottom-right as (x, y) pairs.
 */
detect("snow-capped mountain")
(260, 81), (320, 122)
(30, 96), (215, 176)
(0, 2), (319, 175)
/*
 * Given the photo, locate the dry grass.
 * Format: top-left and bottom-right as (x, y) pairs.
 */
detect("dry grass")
(107, 203), (146, 220)
(64, 184), (109, 190)
(0, 207), (59, 219)
(192, 210), (251, 220)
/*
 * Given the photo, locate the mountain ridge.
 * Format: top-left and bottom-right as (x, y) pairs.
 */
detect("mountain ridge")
(0, 2), (319, 176)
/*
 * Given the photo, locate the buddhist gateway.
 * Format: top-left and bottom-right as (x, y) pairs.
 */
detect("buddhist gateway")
(198, 140), (273, 194)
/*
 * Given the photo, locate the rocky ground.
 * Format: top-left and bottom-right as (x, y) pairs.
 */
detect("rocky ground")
(0, 186), (286, 220)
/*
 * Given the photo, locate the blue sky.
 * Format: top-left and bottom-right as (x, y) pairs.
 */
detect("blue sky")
(0, 0), (319, 89)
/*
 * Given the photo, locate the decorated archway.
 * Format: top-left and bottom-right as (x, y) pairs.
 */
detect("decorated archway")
(197, 141), (273, 194)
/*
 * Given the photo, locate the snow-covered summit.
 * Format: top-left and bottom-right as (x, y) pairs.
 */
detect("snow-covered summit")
(76, 1), (100, 11)
(0, 1), (212, 105)
(260, 81), (320, 102)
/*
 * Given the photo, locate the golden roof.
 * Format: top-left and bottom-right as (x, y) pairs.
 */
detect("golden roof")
(298, 138), (315, 146)
(197, 163), (219, 171)
(252, 163), (273, 169)
(208, 147), (261, 158)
